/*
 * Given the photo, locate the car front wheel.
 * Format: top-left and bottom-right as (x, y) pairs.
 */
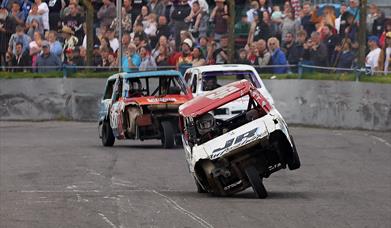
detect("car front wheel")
(101, 120), (115, 147)
(245, 166), (268, 199)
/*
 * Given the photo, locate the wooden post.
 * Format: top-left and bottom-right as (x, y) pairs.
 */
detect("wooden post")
(227, 0), (235, 63)
(82, 0), (94, 67)
(357, 0), (367, 69)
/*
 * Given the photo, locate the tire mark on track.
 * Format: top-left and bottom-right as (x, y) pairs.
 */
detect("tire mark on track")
(151, 190), (214, 228)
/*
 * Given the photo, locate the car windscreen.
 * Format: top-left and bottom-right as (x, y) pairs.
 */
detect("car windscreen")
(124, 76), (186, 97)
(201, 71), (261, 91)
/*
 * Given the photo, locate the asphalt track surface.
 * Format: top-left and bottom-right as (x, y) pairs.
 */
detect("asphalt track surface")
(0, 121), (390, 228)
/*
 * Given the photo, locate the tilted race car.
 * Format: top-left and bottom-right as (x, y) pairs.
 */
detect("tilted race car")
(183, 64), (274, 120)
(179, 80), (300, 198)
(98, 71), (192, 148)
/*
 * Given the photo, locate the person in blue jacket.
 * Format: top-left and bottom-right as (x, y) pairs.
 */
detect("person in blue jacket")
(267, 37), (288, 74)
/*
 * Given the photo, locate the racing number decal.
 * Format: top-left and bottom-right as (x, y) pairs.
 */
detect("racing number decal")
(211, 128), (258, 159)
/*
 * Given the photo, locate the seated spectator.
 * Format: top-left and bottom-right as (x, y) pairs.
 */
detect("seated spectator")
(134, 5), (150, 28)
(198, 36), (208, 58)
(255, 39), (271, 72)
(268, 37), (288, 74)
(213, 35), (229, 64)
(122, 43), (141, 72)
(8, 25), (31, 56)
(11, 42), (31, 72)
(106, 28), (119, 53)
(237, 48), (250, 65)
(321, 24), (339, 64)
(29, 31), (44, 68)
(10, 2), (25, 26)
(100, 46), (111, 69)
(92, 45), (103, 69)
(332, 38), (355, 70)
(35, 40), (62, 72)
(47, 30), (63, 58)
(303, 31), (328, 67)
(72, 46), (84, 66)
(151, 35), (169, 59)
(365, 36), (381, 74)
(191, 46), (206, 67)
(379, 32), (391, 74)
(176, 38), (193, 73)
(139, 46), (157, 71)
(155, 45), (170, 66)
(282, 32), (299, 66)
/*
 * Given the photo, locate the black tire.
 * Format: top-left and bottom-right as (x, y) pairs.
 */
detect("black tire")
(161, 121), (175, 148)
(101, 120), (115, 147)
(195, 177), (207, 193)
(175, 135), (183, 146)
(288, 137), (301, 170)
(245, 166), (268, 199)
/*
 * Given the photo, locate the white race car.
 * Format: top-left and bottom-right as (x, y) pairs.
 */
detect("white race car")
(183, 64), (274, 120)
(179, 80), (300, 198)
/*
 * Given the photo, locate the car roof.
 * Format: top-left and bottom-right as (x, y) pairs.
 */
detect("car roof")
(188, 64), (256, 73)
(179, 80), (253, 118)
(107, 70), (182, 80)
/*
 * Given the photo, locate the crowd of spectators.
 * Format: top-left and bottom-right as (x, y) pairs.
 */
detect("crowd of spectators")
(0, 0), (390, 74)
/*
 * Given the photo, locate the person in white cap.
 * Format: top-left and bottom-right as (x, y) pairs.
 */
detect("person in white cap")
(176, 38), (193, 71)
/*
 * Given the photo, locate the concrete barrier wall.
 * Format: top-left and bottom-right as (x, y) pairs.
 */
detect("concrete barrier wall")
(0, 79), (390, 131)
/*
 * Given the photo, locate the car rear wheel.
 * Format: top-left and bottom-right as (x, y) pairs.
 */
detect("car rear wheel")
(101, 120), (115, 147)
(245, 166), (268, 199)
(161, 121), (174, 148)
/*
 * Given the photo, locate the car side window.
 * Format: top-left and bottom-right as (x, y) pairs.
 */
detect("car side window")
(112, 78), (123, 102)
(184, 72), (192, 85)
(103, 79), (115, 100)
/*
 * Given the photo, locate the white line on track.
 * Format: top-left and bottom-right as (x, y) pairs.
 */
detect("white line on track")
(370, 135), (391, 148)
(98, 213), (117, 228)
(151, 190), (214, 228)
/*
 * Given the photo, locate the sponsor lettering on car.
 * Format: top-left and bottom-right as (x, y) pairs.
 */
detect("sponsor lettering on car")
(146, 97), (177, 103)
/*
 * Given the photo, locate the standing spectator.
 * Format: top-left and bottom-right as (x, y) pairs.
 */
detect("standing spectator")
(187, 1), (208, 39)
(47, 30), (62, 57)
(258, 0), (271, 14)
(48, 0), (63, 31)
(345, 13), (358, 43)
(210, 0), (228, 40)
(10, 2), (25, 26)
(171, 0), (191, 50)
(365, 36), (381, 74)
(61, 26), (78, 61)
(122, 43), (141, 72)
(321, 24), (339, 64)
(366, 4), (379, 35)
(332, 38), (355, 70)
(246, 1), (259, 24)
(11, 42), (31, 72)
(1, 7), (17, 69)
(62, 2), (84, 45)
(347, 0), (359, 23)
(191, 46), (205, 67)
(97, 0), (116, 29)
(134, 5), (149, 28)
(248, 11), (271, 44)
(131, 0), (148, 25)
(281, 10), (300, 46)
(110, 7), (133, 33)
(121, 33), (131, 53)
(20, 0), (32, 20)
(255, 39), (271, 70)
(62, 0), (84, 17)
(139, 46), (157, 71)
(335, 3), (348, 36)
(300, 1), (315, 38)
(144, 13), (158, 47)
(270, 5), (283, 38)
(26, 3), (44, 38)
(35, 0), (49, 32)
(148, 0), (164, 16)
(378, 32), (391, 74)
(92, 44), (103, 69)
(282, 32), (297, 65)
(8, 25), (31, 55)
(156, 15), (171, 41)
(303, 31), (328, 67)
(378, 19), (391, 48)
(213, 35), (229, 64)
(268, 37), (288, 74)
(106, 28), (119, 53)
(35, 40), (62, 72)
(151, 35), (169, 58)
(372, 10), (385, 39)
(71, 46), (84, 66)
(198, 36), (208, 58)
